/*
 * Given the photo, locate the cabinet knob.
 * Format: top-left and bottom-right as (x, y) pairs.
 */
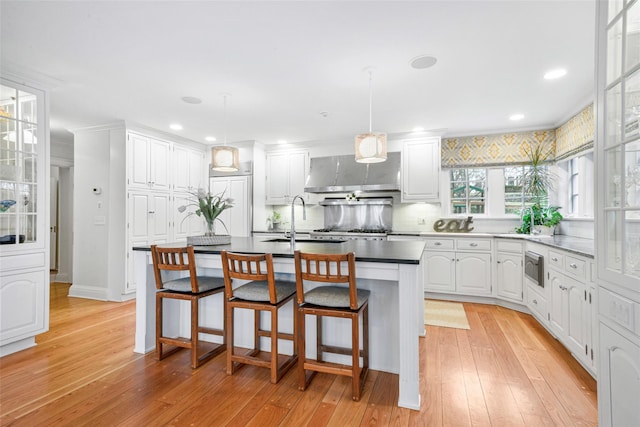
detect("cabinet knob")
(533, 299), (538, 304)
(470, 243), (478, 247)
(569, 263), (577, 269)
(551, 257), (558, 262)
(434, 242), (442, 246)
(497, 260), (501, 264)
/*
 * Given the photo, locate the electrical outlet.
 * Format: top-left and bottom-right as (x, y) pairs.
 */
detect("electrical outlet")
(417, 217), (426, 225)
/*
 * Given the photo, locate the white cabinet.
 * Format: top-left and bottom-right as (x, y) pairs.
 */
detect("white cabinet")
(173, 192), (205, 242)
(0, 269), (47, 346)
(265, 150), (309, 204)
(128, 133), (171, 191)
(128, 191), (171, 245)
(0, 78), (50, 355)
(210, 176), (251, 237)
(599, 324), (640, 426)
(401, 137), (441, 202)
(423, 237), (492, 296)
(174, 145), (205, 193)
(548, 250), (595, 373)
(496, 240), (524, 302)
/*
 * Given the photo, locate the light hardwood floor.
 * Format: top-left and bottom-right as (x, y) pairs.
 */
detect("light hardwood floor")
(0, 283), (597, 426)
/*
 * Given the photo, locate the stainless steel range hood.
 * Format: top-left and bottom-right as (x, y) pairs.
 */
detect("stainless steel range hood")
(304, 151), (400, 193)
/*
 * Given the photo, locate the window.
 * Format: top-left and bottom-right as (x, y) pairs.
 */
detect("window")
(569, 157), (579, 214)
(449, 168), (486, 214)
(503, 165), (549, 214)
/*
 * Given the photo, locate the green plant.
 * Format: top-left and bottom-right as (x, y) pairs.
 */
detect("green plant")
(177, 189), (233, 235)
(270, 211), (282, 223)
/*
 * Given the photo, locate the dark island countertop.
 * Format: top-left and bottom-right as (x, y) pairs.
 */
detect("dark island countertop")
(133, 236), (426, 265)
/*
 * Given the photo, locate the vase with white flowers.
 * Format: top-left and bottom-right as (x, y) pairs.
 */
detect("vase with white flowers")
(178, 189), (234, 245)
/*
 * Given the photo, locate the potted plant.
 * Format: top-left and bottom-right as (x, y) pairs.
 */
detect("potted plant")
(515, 143), (562, 235)
(177, 189), (234, 244)
(268, 211), (282, 231)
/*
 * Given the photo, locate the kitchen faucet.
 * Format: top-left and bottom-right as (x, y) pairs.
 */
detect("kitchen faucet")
(290, 195), (306, 250)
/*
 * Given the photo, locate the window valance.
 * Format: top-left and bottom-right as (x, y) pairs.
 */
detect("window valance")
(554, 104), (594, 161)
(441, 130), (556, 168)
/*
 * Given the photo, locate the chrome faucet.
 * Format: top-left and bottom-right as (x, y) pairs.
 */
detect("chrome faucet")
(290, 195), (306, 249)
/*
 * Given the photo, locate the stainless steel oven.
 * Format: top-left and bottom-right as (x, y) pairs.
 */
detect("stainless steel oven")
(525, 251), (544, 287)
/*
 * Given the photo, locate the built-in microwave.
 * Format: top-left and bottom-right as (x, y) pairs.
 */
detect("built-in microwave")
(524, 251), (544, 287)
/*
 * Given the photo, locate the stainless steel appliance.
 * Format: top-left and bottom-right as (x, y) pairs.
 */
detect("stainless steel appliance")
(309, 197), (392, 241)
(525, 251), (544, 287)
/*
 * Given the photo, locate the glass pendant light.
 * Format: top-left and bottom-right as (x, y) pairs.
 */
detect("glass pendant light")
(355, 68), (387, 163)
(211, 93), (239, 172)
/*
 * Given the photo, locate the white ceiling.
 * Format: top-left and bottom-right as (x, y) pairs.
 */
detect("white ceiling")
(0, 1), (596, 147)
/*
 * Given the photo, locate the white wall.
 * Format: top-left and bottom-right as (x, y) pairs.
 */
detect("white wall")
(70, 125), (126, 301)
(56, 166), (73, 282)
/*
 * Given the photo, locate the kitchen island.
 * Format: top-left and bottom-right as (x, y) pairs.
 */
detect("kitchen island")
(132, 237), (426, 410)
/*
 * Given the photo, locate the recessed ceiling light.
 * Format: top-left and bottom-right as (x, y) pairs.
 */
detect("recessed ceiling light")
(544, 69), (567, 80)
(181, 96), (202, 104)
(412, 126), (425, 132)
(509, 114), (525, 121)
(410, 55), (438, 70)
(169, 123), (183, 130)
(205, 136), (216, 142)
(277, 139), (288, 144)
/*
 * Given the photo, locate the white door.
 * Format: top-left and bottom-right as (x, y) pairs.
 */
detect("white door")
(49, 176), (58, 270)
(424, 251), (455, 292)
(149, 138), (170, 191)
(566, 276), (588, 360)
(128, 133), (150, 189)
(456, 252), (492, 295)
(288, 151), (308, 200)
(549, 270), (567, 339)
(211, 176), (250, 237)
(266, 153), (290, 204)
(496, 253), (523, 301)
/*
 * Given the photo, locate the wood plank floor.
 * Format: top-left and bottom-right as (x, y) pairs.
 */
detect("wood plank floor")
(0, 283), (597, 426)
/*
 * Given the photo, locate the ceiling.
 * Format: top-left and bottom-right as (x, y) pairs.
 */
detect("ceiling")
(0, 1), (596, 147)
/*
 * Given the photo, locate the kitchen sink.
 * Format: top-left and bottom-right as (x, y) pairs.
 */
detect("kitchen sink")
(262, 238), (345, 243)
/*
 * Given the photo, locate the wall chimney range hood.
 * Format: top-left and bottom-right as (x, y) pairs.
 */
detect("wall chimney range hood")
(304, 151), (400, 193)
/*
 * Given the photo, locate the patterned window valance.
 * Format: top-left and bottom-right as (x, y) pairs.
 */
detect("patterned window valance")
(441, 130), (556, 168)
(554, 104), (594, 161)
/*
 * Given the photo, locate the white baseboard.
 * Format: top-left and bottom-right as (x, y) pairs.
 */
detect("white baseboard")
(0, 337), (36, 357)
(68, 284), (109, 301)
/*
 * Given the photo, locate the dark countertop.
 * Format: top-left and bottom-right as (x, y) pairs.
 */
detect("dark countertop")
(389, 231), (594, 258)
(133, 236), (425, 265)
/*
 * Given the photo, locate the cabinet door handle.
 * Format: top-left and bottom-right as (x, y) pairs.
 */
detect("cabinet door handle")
(148, 211), (155, 214)
(569, 263), (578, 269)
(533, 299), (538, 304)
(551, 257), (559, 262)
(497, 260), (501, 264)
(434, 242), (442, 246)
(470, 243), (478, 247)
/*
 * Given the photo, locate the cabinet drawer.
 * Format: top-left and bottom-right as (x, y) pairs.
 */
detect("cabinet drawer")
(496, 240), (523, 254)
(456, 238), (491, 251)
(424, 239), (454, 250)
(564, 255), (586, 280)
(548, 251), (564, 270)
(526, 284), (548, 324)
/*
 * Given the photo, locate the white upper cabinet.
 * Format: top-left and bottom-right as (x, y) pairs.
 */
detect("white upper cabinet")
(128, 133), (170, 191)
(174, 145), (205, 193)
(211, 176), (251, 237)
(265, 150), (309, 205)
(401, 137), (441, 202)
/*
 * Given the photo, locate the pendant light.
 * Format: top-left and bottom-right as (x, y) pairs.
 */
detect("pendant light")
(355, 68), (387, 163)
(211, 93), (239, 172)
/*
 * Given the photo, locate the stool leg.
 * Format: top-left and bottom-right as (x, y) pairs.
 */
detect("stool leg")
(254, 308), (260, 353)
(316, 314), (323, 363)
(363, 304), (369, 375)
(191, 296), (199, 369)
(351, 312), (360, 401)
(226, 303), (234, 375)
(297, 309), (307, 391)
(156, 293), (163, 360)
(270, 307), (278, 384)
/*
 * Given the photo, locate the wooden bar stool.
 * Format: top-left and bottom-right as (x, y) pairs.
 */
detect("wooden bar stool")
(294, 250), (370, 401)
(221, 251), (298, 384)
(151, 245), (226, 369)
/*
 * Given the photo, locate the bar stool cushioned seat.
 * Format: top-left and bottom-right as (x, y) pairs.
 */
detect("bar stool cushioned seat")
(294, 250), (370, 401)
(151, 245), (226, 369)
(221, 251), (298, 384)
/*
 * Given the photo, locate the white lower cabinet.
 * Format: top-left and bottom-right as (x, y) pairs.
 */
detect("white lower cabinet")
(496, 240), (524, 302)
(599, 323), (640, 426)
(424, 237), (491, 296)
(548, 251), (595, 374)
(0, 269), (47, 346)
